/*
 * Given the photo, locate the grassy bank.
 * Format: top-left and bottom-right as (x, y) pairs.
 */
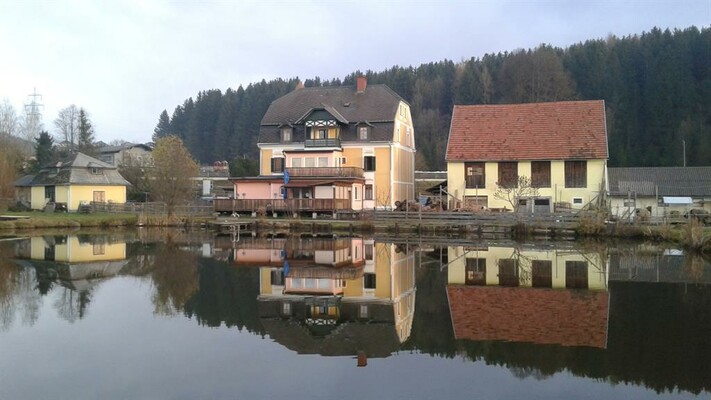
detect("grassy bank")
(0, 212), (213, 230)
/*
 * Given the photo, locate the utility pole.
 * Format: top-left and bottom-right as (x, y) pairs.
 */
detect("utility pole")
(682, 139), (686, 167)
(23, 88), (44, 141)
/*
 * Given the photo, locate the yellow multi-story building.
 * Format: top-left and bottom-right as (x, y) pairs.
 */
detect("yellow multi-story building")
(224, 77), (415, 214)
(445, 101), (608, 213)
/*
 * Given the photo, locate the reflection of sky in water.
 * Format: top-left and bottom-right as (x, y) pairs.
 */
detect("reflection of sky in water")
(0, 278), (695, 400)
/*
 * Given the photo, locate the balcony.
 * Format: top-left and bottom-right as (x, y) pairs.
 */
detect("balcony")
(286, 167), (364, 178)
(305, 138), (341, 148)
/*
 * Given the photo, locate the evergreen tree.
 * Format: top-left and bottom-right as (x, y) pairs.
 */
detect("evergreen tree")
(155, 25), (710, 169)
(77, 108), (96, 156)
(33, 130), (54, 172)
(153, 110), (171, 142)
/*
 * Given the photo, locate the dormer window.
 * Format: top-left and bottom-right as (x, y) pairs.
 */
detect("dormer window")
(315, 128), (327, 139)
(358, 126), (369, 140)
(90, 167), (101, 175)
(281, 127), (292, 142)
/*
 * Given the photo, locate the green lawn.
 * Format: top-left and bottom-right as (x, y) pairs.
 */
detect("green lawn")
(0, 211), (138, 229)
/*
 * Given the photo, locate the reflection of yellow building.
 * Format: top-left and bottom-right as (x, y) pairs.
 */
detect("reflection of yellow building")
(447, 245), (609, 349)
(225, 236), (415, 356)
(447, 246), (607, 290)
(15, 235), (128, 290)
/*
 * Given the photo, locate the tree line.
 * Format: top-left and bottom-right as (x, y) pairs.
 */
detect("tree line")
(154, 26), (709, 170)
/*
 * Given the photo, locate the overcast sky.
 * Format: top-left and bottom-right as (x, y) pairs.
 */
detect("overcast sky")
(1, 0), (709, 144)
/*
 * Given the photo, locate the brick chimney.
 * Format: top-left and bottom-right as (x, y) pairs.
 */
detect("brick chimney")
(295, 80), (304, 90)
(356, 76), (367, 93)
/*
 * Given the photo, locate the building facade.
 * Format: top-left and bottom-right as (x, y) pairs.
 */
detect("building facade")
(445, 101), (608, 213)
(225, 78), (415, 214)
(99, 143), (153, 167)
(608, 167), (711, 220)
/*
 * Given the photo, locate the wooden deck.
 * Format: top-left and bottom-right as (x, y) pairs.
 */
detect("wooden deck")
(214, 198), (352, 214)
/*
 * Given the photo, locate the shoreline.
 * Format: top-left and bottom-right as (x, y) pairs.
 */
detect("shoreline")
(1, 212), (709, 253)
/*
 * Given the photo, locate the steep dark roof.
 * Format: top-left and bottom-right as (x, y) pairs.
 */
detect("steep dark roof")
(25, 152), (130, 186)
(446, 100), (608, 161)
(608, 167), (711, 196)
(99, 143), (152, 154)
(258, 84), (404, 144)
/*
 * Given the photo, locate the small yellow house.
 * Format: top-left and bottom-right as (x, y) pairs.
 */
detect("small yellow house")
(15, 152), (130, 212)
(445, 100), (609, 212)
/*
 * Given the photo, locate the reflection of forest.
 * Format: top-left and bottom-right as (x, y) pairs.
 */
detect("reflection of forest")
(2, 236), (711, 394)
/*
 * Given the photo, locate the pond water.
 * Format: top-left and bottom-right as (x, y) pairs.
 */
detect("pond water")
(1, 230), (709, 399)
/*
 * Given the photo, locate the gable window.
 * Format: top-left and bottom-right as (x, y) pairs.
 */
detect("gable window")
(358, 126), (369, 140)
(565, 161), (587, 188)
(281, 127), (292, 142)
(531, 161), (551, 187)
(364, 184), (373, 200)
(465, 162), (485, 188)
(314, 128), (327, 139)
(363, 156), (376, 172)
(271, 157), (284, 173)
(498, 162), (518, 188)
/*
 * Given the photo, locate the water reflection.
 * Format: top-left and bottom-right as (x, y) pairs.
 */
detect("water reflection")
(0, 232), (710, 396)
(446, 245), (609, 348)
(215, 236), (416, 357)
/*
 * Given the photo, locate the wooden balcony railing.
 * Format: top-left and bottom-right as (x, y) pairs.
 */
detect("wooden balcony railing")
(286, 167), (364, 178)
(305, 138), (341, 148)
(214, 198), (352, 213)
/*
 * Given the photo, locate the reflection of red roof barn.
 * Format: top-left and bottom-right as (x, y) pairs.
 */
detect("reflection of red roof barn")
(447, 286), (609, 348)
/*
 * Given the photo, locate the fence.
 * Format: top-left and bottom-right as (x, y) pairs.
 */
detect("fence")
(91, 202), (214, 216)
(373, 209), (602, 228)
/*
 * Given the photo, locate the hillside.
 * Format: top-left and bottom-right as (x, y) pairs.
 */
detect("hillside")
(154, 26), (711, 170)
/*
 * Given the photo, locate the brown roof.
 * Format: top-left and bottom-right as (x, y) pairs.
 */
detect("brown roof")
(447, 285), (609, 348)
(446, 100), (608, 161)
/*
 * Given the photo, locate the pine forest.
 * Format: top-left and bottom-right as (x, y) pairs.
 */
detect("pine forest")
(152, 26), (711, 170)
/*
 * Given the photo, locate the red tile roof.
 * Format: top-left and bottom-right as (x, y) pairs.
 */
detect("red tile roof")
(447, 286), (609, 348)
(445, 100), (608, 161)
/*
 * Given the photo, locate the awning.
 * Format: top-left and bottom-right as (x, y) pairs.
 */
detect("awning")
(662, 196), (693, 205)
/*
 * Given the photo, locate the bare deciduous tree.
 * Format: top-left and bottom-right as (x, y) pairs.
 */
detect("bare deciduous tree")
(54, 104), (80, 148)
(493, 175), (540, 212)
(0, 98), (19, 137)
